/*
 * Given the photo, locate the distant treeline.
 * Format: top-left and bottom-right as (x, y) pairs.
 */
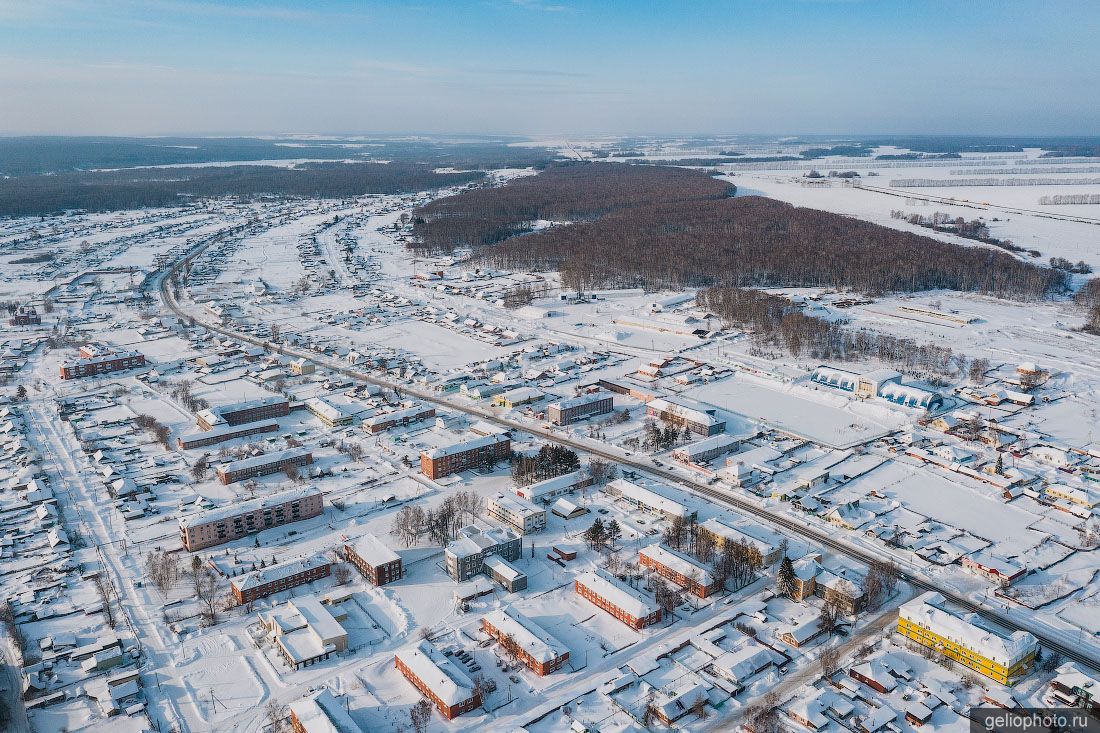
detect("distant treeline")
(410, 163), (733, 253)
(875, 153), (961, 160)
(859, 135), (1100, 156)
(476, 194), (1067, 300)
(0, 136), (557, 177)
(0, 162), (485, 217)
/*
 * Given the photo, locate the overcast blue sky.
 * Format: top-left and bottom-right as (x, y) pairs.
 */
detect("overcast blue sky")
(0, 0), (1097, 136)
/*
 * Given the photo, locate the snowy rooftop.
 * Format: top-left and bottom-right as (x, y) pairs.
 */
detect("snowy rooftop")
(500, 386), (543, 402)
(305, 396), (348, 421)
(483, 555), (525, 581)
(62, 349), (144, 368)
(424, 432), (508, 459)
(288, 689), (364, 733)
(607, 478), (691, 519)
(699, 517), (776, 556)
(446, 524), (519, 560)
(179, 486), (321, 528)
(482, 606), (568, 664)
(349, 532), (400, 566)
(519, 469), (588, 499)
(361, 402), (430, 427)
(546, 391), (610, 411)
(900, 592), (1037, 666)
(639, 543), (714, 585)
(289, 595), (346, 645)
(672, 432), (741, 459)
(710, 642), (774, 683)
(646, 396), (722, 426)
(178, 418), (280, 444)
(198, 395), (286, 425)
(230, 554), (328, 593)
(576, 568), (658, 619)
(489, 492), (544, 518)
(216, 446), (311, 473)
(395, 640), (476, 706)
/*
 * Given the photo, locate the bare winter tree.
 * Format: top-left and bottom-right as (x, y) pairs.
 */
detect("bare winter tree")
(0, 601), (27, 664)
(587, 458), (616, 485)
(190, 455), (210, 480)
(862, 559), (900, 610)
(409, 698), (433, 733)
(145, 549), (180, 600)
(390, 505), (425, 548)
(194, 567), (221, 625)
(93, 573), (117, 629)
(264, 699), (289, 733)
(333, 564), (352, 586)
(690, 694), (710, 719)
(820, 645), (841, 680)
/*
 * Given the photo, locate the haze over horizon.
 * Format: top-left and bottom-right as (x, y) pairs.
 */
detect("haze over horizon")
(1, 0), (1098, 138)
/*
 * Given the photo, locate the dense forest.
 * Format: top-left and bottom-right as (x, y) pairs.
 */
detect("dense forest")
(474, 192), (1066, 299)
(0, 162), (485, 217)
(410, 163), (734, 253)
(0, 136), (556, 177)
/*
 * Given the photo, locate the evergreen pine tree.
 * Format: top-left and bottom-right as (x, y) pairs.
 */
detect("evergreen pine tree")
(606, 519), (622, 549)
(777, 555), (797, 599)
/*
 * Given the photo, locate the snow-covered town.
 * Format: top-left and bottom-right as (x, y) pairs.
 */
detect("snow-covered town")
(2, 132), (1100, 733)
(2, 2), (1100, 731)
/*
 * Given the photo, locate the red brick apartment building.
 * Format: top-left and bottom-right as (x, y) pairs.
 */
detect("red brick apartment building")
(215, 447), (313, 484)
(639, 544), (720, 599)
(59, 349), (146, 380)
(546, 392), (614, 426)
(481, 608), (569, 676)
(575, 569), (662, 630)
(394, 641), (481, 720)
(344, 533), (402, 586)
(230, 555), (331, 605)
(420, 434), (511, 480)
(178, 487), (323, 551)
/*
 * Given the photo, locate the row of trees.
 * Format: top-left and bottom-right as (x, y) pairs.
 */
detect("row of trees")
(889, 209), (1037, 258)
(662, 515), (765, 590)
(713, 538), (766, 591)
(388, 491), (484, 547)
(582, 517), (622, 551)
(477, 194), (1066, 300)
(640, 417), (693, 452)
(0, 600), (29, 665)
(145, 551), (222, 624)
(170, 379), (209, 414)
(134, 413), (172, 450)
(697, 286), (971, 380)
(410, 163), (733, 254)
(510, 445), (580, 486)
(1040, 194), (1100, 205)
(1050, 256), (1093, 274)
